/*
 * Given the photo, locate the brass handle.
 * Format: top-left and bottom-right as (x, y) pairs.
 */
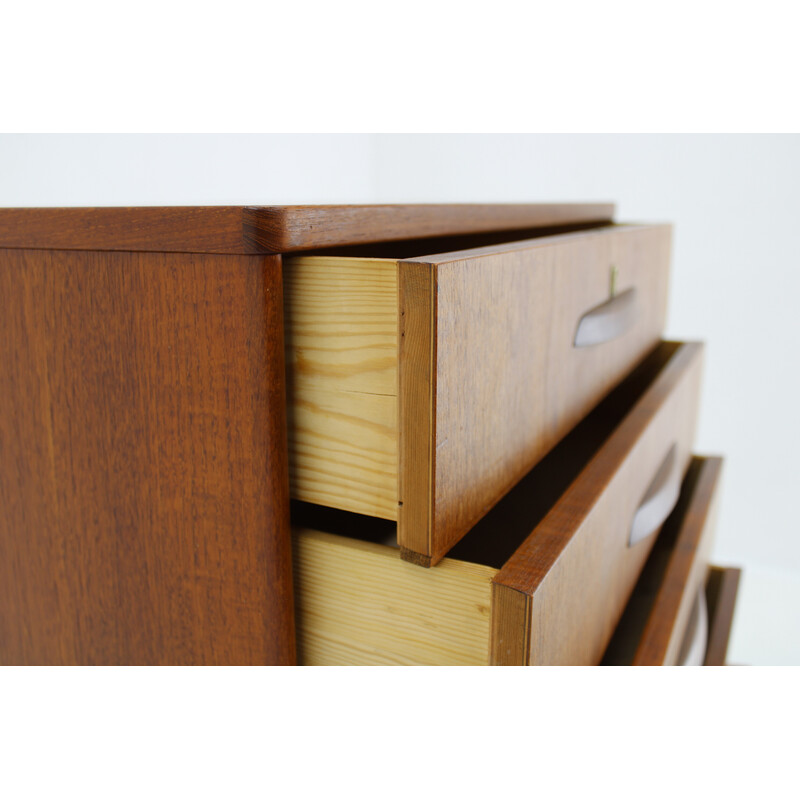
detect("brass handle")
(678, 588), (709, 666)
(629, 444), (681, 546)
(574, 287), (638, 347)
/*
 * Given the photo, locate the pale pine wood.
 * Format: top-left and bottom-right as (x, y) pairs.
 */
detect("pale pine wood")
(285, 225), (672, 562)
(491, 341), (704, 665)
(0, 248), (295, 665)
(292, 528), (494, 665)
(283, 257), (399, 519)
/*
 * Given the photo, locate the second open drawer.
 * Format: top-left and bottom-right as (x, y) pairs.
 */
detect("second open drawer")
(285, 223), (672, 565)
(602, 456), (739, 666)
(293, 341), (703, 665)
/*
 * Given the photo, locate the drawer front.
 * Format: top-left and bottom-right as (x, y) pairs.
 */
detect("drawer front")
(285, 225), (671, 563)
(601, 456), (724, 665)
(704, 566), (741, 666)
(400, 224), (672, 565)
(636, 457), (722, 665)
(491, 341), (703, 665)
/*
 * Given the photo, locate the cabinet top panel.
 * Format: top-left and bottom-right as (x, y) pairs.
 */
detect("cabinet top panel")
(0, 204), (614, 255)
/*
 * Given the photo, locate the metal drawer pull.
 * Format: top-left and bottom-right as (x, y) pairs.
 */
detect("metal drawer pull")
(574, 287), (638, 347)
(678, 588), (709, 666)
(629, 444), (680, 546)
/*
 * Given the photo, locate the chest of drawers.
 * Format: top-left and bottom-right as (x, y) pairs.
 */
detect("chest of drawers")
(0, 204), (738, 665)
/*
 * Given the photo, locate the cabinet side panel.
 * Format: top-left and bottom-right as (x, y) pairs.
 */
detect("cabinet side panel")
(0, 248), (294, 664)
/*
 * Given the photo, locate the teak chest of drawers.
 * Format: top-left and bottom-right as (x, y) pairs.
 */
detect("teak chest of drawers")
(0, 204), (738, 666)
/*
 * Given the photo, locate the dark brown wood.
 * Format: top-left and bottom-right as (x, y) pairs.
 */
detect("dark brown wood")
(0, 248), (295, 664)
(0, 207), (250, 254)
(704, 567), (741, 666)
(0, 204), (615, 255)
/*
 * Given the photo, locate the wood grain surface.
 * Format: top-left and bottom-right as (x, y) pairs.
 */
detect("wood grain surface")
(289, 343), (706, 666)
(292, 528), (494, 665)
(491, 341), (704, 665)
(284, 225), (670, 562)
(283, 257), (398, 519)
(0, 204), (614, 255)
(400, 224), (672, 564)
(0, 248), (295, 664)
(601, 457), (723, 665)
(704, 566), (741, 666)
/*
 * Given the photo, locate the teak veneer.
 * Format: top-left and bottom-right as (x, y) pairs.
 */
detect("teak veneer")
(0, 248), (293, 664)
(602, 456), (724, 665)
(284, 223), (672, 566)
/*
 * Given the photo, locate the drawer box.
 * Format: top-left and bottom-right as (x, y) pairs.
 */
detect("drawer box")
(285, 224), (672, 565)
(602, 555), (740, 666)
(293, 340), (702, 665)
(602, 456), (725, 665)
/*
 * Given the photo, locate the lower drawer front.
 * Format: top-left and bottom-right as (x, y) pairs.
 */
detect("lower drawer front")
(293, 341), (702, 666)
(602, 456), (724, 665)
(602, 565), (741, 667)
(704, 566), (741, 666)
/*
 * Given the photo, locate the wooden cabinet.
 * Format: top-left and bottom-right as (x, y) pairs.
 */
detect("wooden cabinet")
(0, 249), (294, 664)
(0, 204), (737, 666)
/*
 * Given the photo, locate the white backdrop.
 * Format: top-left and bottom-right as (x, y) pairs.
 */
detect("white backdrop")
(1, 133), (797, 664)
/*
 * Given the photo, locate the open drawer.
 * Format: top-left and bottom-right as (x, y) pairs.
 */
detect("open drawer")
(285, 223), (672, 565)
(601, 456), (735, 665)
(292, 341), (703, 665)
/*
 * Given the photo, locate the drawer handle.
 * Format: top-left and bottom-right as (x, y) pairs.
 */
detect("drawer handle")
(678, 588), (709, 666)
(574, 287), (638, 347)
(629, 444), (680, 546)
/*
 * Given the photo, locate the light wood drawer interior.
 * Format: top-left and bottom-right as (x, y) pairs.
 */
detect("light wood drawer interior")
(285, 224), (672, 565)
(293, 341), (703, 665)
